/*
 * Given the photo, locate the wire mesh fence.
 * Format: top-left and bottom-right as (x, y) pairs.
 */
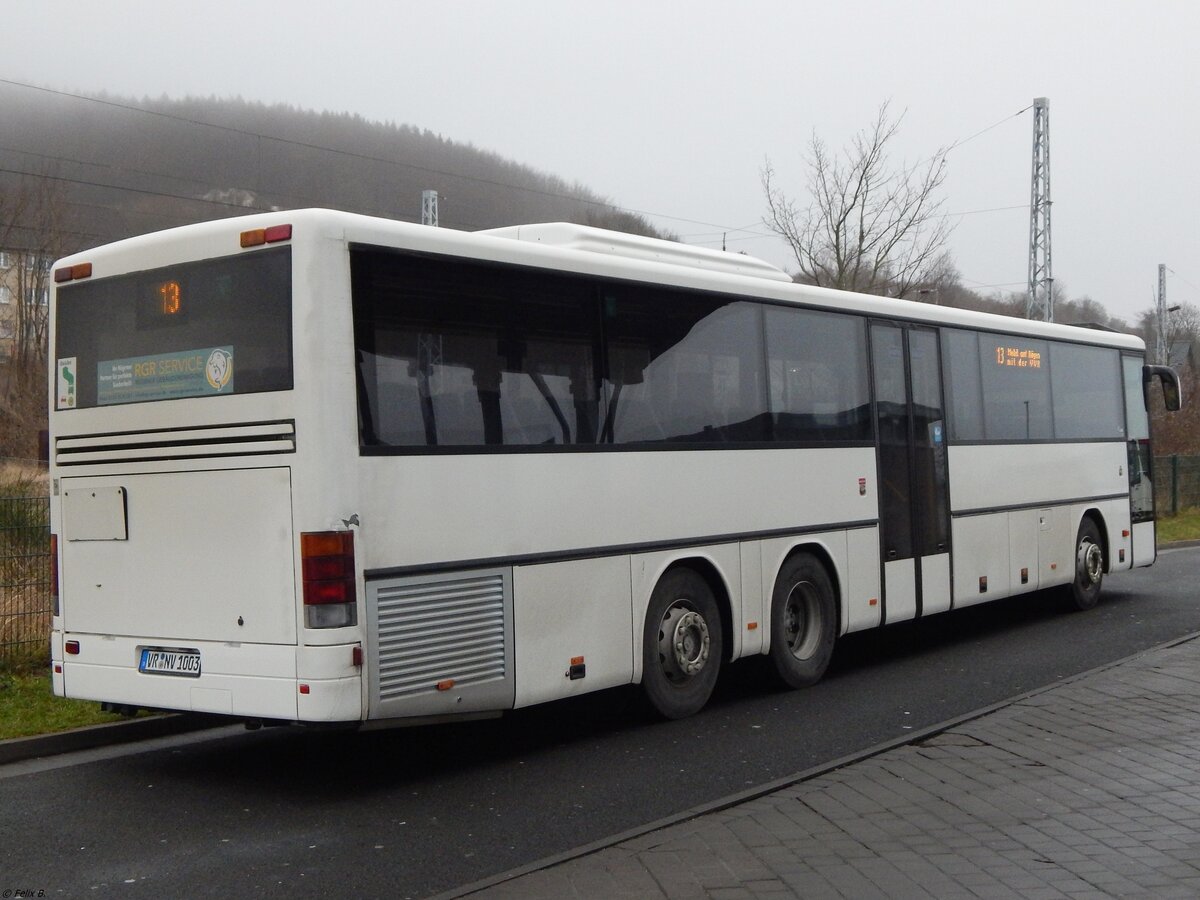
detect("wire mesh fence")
(0, 496), (50, 666)
(1155, 455), (1200, 516)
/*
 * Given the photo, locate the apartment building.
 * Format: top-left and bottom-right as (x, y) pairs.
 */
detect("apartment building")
(0, 249), (49, 364)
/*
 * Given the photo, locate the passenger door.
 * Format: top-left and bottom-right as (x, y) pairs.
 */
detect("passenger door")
(1123, 355), (1156, 566)
(870, 323), (952, 622)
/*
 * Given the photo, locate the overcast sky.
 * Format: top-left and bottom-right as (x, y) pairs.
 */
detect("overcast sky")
(5, 0), (1198, 323)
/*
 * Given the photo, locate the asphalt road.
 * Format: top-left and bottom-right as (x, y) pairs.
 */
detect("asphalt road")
(3, 546), (1198, 898)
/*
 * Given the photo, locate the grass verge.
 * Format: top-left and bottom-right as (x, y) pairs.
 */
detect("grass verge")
(1158, 508), (1200, 544)
(0, 667), (129, 741)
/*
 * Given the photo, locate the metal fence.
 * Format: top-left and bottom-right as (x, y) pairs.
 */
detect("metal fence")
(1155, 455), (1200, 516)
(0, 496), (50, 666)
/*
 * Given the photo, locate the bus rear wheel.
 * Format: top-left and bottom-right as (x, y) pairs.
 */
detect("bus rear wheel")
(641, 568), (723, 720)
(1065, 517), (1104, 611)
(769, 553), (837, 689)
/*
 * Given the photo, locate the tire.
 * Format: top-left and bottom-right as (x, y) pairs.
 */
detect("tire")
(1065, 517), (1104, 611)
(641, 568), (723, 720)
(768, 553), (838, 689)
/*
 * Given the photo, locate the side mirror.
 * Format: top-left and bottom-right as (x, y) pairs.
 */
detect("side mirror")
(1144, 364), (1183, 412)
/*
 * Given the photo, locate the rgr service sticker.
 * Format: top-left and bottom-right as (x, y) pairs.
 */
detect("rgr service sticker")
(57, 357), (77, 409)
(97, 346), (235, 405)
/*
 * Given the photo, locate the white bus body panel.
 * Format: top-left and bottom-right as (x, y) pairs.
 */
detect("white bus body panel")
(59, 467), (297, 644)
(949, 443), (1127, 513)
(920, 553), (952, 616)
(355, 448), (877, 572)
(57, 639), (360, 720)
(1132, 520), (1157, 567)
(61, 638), (299, 717)
(948, 443), (1131, 607)
(883, 559), (918, 622)
(513, 557), (633, 708)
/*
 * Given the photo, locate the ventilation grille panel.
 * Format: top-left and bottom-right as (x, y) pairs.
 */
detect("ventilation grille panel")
(376, 571), (509, 701)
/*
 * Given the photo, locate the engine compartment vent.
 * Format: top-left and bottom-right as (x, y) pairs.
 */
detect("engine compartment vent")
(55, 420), (296, 466)
(367, 567), (515, 719)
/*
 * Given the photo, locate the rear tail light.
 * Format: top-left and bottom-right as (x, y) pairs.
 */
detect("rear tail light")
(50, 533), (60, 616)
(301, 531), (356, 629)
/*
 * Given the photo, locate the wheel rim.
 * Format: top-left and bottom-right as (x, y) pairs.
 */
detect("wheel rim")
(783, 580), (823, 661)
(1078, 539), (1102, 586)
(657, 602), (710, 683)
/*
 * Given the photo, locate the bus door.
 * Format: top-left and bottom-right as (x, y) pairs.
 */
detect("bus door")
(870, 323), (952, 622)
(1124, 355), (1157, 566)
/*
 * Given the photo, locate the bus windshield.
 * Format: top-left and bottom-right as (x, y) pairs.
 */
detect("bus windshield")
(54, 246), (293, 410)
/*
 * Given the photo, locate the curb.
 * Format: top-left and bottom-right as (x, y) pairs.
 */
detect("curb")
(436, 628), (1200, 899)
(0, 712), (224, 766)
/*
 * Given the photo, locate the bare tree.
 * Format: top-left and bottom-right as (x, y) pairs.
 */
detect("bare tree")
(762, 102), (954, 299)
(0, 171), (69, 458)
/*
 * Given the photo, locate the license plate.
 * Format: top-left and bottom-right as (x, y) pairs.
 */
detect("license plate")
(139, 648), (202, 677)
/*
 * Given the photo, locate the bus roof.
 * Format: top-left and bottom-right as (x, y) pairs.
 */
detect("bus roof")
(54, 208), (1146, 353)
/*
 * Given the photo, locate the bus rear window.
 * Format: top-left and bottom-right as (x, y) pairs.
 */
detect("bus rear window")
(55, 247), (292, 409)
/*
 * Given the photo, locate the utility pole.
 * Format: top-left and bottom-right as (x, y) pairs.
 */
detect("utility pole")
(1026, 97), (1053, 322)
(421, 190), (439, 227)
(1156, 263), (1168, 364)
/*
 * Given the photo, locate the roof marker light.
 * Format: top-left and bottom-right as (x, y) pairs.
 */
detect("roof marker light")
(241, 224), (292, 248)
(54, 263), (93, 283)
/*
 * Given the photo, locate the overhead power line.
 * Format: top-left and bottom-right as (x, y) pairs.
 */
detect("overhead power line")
(0, 77), (1045, 253)
(1165, 267), (1200, 298)
(0, 77), (737, 234)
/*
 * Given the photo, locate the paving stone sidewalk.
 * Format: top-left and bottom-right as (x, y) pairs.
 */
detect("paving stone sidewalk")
(470, 637), (1200, 899)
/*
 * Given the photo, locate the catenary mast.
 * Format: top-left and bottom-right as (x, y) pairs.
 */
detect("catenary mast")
(1026, 97), (1052, 322)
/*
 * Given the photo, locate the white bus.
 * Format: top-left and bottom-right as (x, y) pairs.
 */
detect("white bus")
(47, 210), (1182, 723)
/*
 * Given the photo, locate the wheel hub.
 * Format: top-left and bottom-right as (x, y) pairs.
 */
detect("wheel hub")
(784, 581), (821, 660)
(1079, 541), (1103, 585)
(659, 605), (710, 679)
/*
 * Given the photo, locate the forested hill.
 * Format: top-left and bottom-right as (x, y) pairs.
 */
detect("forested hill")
(0, 82), (661, 254)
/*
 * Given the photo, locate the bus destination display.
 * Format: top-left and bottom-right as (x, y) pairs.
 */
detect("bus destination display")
(995, 345), (1042, 369)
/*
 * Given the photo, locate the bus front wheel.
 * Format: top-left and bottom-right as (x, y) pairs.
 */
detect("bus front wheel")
(769, 553), (837, 689)
(1066, 518), (1104, 611)
(641, 568), (723, 720)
